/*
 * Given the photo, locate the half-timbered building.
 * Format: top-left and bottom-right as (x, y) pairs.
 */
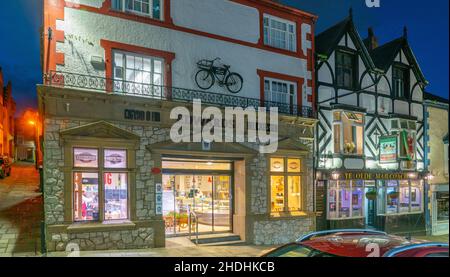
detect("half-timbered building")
(314, 11), (428, 235)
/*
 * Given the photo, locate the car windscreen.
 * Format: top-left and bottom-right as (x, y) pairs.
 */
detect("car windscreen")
(264, 243), (336, 257)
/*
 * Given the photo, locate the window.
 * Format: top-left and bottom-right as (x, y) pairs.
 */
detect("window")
(327, 180), (364, 219)
(73, 148), (129, 222)
(263, 15), (296, 52)
(113, 51), (164, 97)
(336, 50), (357, 89)
(436, 192), (449, 222)
(270, 158), (303, 213)
(264, 78), (296, 105)
(393, 66), (409, 99)
(112, 0), (163, 20)
(333, 111), (364, 155)
(377, 180), (423, 215)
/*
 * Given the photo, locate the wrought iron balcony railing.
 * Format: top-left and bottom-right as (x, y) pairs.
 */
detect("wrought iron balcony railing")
(44, 71), (315, 118)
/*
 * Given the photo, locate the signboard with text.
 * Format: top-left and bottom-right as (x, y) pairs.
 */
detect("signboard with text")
(379, 136), (398, 163)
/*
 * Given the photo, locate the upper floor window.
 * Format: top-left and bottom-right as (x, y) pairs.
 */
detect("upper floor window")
(333, 111), (364, 155)
(264, 78), (296, 105)
(113, 50), (164, 97)
(263, 15), (296, 52)
(393, 66), (409, 99)
(336, 50), (357, 90)
(112, 0), (163, 20)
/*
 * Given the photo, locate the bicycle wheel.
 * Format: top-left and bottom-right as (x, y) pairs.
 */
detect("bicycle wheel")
(195, 70), (214, 90)
(226, 73), (243, 93)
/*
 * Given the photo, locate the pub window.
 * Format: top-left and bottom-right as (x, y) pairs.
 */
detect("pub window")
(73, 147), (129, 222)
(113, 50), (164, 98)
(336, 50), (357, 89)
(112, 0), (163, 20)
(333, 111), (364, 155)
(270, 157), (303, 213)
(327, 180), (364, 219)
(393, 66), (409, 99)
(377, 180), (423, 215)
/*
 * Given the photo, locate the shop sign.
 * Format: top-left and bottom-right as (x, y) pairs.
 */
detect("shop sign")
(342, 172), (415, 180)
(155, 183), (163, 215)
(124, 109), (161, 122)
(74, 148), (98, 168)
(379, 136), (397, 163)
(105, 149), (127, 168)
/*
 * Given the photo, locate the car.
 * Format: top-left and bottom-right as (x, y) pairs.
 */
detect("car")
(262, 229), (449, 257)
(0, 157), (12, 179)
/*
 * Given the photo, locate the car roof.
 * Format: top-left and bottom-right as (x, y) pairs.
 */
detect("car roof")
(300, 232), (415, 257)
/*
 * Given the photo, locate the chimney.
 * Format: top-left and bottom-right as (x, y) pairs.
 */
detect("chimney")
(367, 27), (379, 50)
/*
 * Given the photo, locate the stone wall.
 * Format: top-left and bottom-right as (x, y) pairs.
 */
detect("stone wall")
(47, 228), (154, 252)
(253, 217), (315, 245)
(43, 117), (170, 251)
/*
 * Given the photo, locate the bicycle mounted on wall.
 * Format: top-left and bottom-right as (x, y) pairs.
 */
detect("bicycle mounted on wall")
(195, 58), (244, 94)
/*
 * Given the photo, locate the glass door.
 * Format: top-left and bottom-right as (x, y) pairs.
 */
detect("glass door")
(163, 174), (232, 236)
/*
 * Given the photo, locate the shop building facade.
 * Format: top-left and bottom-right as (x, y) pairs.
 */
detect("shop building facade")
(39, 0), (318, 251)
(424, 93), (449, 236)
(314, 12), (428, 235)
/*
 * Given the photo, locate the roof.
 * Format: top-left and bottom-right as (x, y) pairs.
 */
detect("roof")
(424, 92), (449, 104)
(369, 36), (428, 85)
(300, 232), (414, 257)
(315, 15), (376, 69)
(316, 18), (350, 56)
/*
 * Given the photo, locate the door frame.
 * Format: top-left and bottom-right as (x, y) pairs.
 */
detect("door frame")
(162, 164), (235, 237)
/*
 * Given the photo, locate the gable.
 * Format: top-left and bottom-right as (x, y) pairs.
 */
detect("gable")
(60, 121), (141, 141)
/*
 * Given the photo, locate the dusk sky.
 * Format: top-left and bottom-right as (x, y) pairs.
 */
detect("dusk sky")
(0, 0), (448, 116)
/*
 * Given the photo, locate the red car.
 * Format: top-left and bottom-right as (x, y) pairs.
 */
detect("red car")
(263, 229), (449, 257)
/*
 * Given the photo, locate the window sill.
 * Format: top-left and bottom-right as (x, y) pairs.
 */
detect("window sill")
(270, 211), (312, 219)
(378, 211), (423, 217)
(327, 216), (365, 221)
(67, 220), (136, 233)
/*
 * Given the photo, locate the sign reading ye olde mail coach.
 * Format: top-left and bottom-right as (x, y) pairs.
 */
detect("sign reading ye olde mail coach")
(379, 136), (398, 163)
(342, 172), (415, 180)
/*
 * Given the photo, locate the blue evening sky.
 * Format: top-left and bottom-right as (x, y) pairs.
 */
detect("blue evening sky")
(0, 0), (448, 115)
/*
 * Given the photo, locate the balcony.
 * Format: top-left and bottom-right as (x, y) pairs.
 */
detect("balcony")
(44, 71), (315, 118)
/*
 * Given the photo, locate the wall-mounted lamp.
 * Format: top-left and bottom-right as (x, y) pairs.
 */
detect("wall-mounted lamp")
(331, 171), (340, 180)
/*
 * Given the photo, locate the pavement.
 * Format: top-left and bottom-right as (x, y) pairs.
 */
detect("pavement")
(0, 162), (42, 257)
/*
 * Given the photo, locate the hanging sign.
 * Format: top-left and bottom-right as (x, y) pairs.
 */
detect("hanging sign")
(379, 136), (398, 163)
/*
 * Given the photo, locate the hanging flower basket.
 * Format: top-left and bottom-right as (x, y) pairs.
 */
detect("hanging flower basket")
(388, 192), (400, 199)
(365, 191), (377, 200)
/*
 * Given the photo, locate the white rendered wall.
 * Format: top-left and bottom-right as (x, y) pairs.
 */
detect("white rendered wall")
(60, 7), (310, 101)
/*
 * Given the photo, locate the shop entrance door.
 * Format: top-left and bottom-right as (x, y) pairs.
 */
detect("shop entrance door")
(365, 181), (377, 229)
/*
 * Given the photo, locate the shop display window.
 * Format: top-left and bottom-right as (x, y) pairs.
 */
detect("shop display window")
(270, 157), (304, 214)
(399, 180), (410, 213)
(271, 176), (285, 212)
(72, 147), (130, 223)
(288, 176), (301, 211)
(74, 172), (99, 222)
(436, 192), (449, 221)
(327, 180), (364, 219)
(377, 180), (423, 215)
(104, 173), (128, 220)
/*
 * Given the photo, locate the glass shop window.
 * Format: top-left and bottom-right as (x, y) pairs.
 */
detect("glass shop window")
(270, 158), (303, 213)
(377, 180), (423, 215)
(104, 173), (129, 220)
(333, 111), (364, 155)
(436, 192), (449, 221)
(72, 148), (130, 223)
(327, 180), (364, 219)
(74, 172), (99, 222)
